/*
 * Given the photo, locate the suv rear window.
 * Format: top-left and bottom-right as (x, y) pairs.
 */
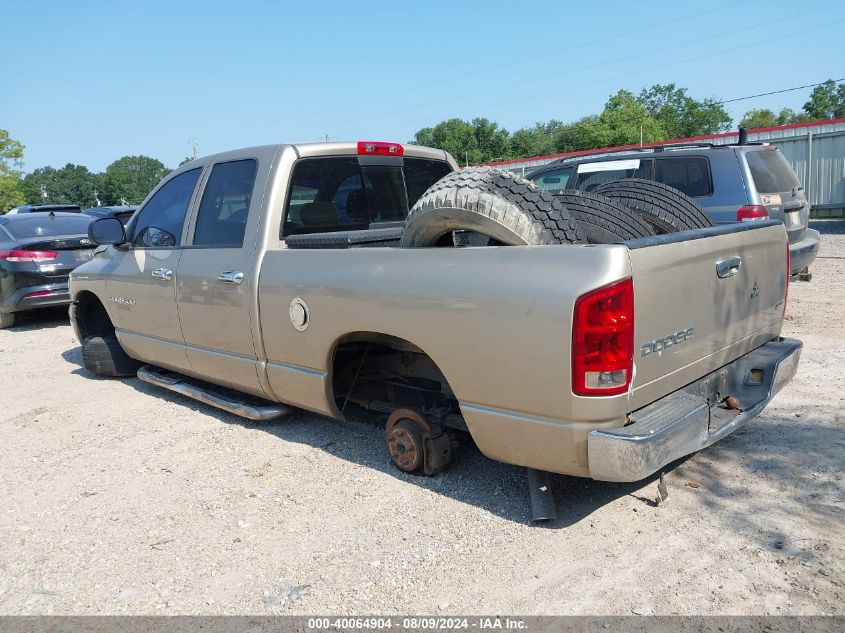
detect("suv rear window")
(573, 159), (652, 191)
(534, 167), (574, 192)
(283, 157), (452, 236)
(745, 149), (800, 193)
(654, 157), (712, 197)
(2, 215), (92, 239)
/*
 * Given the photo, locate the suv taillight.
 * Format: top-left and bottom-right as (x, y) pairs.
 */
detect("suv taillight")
(737, 205), (769, 222)
(0, 250), (58, 262)
(572, 278), (634, 397)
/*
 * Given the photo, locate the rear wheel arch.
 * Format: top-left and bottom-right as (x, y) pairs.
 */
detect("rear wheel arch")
(328, 331), (462, 419)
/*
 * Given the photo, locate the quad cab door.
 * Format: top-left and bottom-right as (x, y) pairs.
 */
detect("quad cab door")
(176, 151), (274, 397)
(104, 167), (204, 372)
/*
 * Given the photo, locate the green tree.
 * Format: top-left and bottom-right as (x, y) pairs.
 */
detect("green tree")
(0, 129), (25, 213)
(567, 91), (666, 150)
(101, 155), (169, 205)
(509, 120), (566, 158)
(803, 79), (845, 120)
(411, 118), (510, 164)
(739, 107), (811, 129)
(21, 163), (98, 207)
(638, 83), (732, 138)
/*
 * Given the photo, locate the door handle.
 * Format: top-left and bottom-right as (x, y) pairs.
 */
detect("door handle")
(151, 267), (173, 281)
(217, 270), (244, 285)
(715, 256), (742, 279)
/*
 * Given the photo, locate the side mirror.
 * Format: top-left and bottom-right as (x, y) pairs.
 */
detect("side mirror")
(89, 217), (126, 246)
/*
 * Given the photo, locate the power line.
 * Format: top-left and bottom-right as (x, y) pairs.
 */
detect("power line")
(293, 0), (752, 125)
(717, 79), (845, 105)
(359, 15), (845, 140)
(318, 2), (843, 134)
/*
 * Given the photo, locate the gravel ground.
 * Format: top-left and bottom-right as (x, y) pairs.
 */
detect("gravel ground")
(0, 221), (842, 615)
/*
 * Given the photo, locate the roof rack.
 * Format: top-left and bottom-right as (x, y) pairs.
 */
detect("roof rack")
(554, 140), (766, 163)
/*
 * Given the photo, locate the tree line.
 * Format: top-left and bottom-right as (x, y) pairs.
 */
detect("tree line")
(2, 80), (844, 212)
(411, 79), (845, 165)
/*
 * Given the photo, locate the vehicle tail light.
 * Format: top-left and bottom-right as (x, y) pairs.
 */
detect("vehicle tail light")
(357, 141), (404, 156)
(572, 278), (635, 396)
(0, 250), (58, 262)
(784, 243), (790, 318)
(737, 205), (769, 222)
(24, 290), (53, 299)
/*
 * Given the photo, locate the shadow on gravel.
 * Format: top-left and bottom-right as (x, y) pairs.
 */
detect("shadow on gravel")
(2, 306), (69, 332)
(65, 346), (842, 531)
(810, 219), (845, 235)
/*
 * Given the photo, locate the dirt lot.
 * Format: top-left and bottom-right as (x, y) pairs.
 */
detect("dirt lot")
(0, 221), (842, 616)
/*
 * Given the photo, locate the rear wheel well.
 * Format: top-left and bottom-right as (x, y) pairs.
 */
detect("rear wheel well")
(330, 332), (465, 430)
(75, 292), (115, 339)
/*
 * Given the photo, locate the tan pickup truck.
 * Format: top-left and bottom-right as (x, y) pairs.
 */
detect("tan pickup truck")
(69, 141), (801, 520)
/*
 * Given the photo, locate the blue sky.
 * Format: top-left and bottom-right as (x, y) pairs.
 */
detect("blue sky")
(3, 0), (844, 172)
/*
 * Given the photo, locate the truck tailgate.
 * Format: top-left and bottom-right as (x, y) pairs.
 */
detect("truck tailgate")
(626, 221), (788, 411)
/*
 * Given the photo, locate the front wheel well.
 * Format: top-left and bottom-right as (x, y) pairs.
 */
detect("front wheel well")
(74, 291), (115, 340)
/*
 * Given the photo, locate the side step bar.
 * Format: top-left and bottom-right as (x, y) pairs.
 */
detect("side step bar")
(137, 365), (292, 421)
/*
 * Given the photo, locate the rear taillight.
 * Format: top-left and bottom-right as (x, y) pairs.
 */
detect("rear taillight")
(357, 141), (404, 156)
(572, 278), (635, 397)
(737, 205), (769, 222)
(0, 250), (58, 262)
(24, 290), (53, 299)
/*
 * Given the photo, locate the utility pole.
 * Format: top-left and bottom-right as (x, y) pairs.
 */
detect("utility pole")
(640, 124), (644, 147)
(40, 185), (48, 201)
(93, 189), (101, 207)
(190, 138), (198, 159)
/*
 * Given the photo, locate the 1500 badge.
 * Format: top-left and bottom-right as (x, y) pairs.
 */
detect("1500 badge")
(641, 327), (694, 357)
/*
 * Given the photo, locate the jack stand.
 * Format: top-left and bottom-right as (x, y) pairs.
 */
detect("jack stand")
(526, 468), (556, 522)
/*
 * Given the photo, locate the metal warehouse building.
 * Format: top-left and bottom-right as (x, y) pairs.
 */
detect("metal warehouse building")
(487, 118), (845, 217)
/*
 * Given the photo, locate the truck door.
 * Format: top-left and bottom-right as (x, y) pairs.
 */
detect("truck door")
(105, 167), (203, 372)
(175, 155), (269, 397)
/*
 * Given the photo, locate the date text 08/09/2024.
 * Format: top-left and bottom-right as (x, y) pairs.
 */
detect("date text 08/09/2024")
(307, 617), (527, 630)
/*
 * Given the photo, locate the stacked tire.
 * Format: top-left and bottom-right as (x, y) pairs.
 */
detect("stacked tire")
(400, 168), (712, 248)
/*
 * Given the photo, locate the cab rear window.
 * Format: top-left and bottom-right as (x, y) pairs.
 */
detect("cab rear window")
(745, 149), (800, 193)
(283, 157), (451, 236)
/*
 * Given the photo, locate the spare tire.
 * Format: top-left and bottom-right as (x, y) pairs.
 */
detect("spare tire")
(593, 178), (713, 234)
(554, 190), (656, 243)
(401, 167), (584, 247)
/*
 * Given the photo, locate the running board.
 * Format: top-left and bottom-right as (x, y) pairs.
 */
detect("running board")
(137, 365), (292, 421)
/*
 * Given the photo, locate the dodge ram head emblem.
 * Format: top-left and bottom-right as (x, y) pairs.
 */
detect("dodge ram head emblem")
(640, 328), (694, 357)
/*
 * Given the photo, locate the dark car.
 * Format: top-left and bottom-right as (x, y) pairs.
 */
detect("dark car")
(82, 205), (137, 225)
(7, 204), (83, 214)
(526, 142), (820, 277)
(0, 212), (96, 329)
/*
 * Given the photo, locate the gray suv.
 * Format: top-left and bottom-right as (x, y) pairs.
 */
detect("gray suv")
(526, 142), (820, 277)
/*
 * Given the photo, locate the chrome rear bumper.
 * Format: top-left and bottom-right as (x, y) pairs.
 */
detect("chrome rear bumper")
(588, 338), (802, 482)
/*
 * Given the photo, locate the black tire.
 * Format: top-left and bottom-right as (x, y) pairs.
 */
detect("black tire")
(554, 190), (656, 243)
(0, 312), (14, 329)
(401, 167), (584, 247)
(594, 178), (713, 234)
(81, 335), (142, 377)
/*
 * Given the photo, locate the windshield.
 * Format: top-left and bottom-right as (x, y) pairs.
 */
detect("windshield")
(745, 149), (800, 193)
(2, 215), (92, 240)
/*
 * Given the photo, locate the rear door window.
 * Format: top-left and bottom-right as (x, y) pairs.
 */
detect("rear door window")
(193, 159), (258, 247)
(534, 167), (573, 192)
(282, 157), (452, 236)
(745, 149), (800, 193)
(654, 157), (713, 197)
(574, 158), (652, 191)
